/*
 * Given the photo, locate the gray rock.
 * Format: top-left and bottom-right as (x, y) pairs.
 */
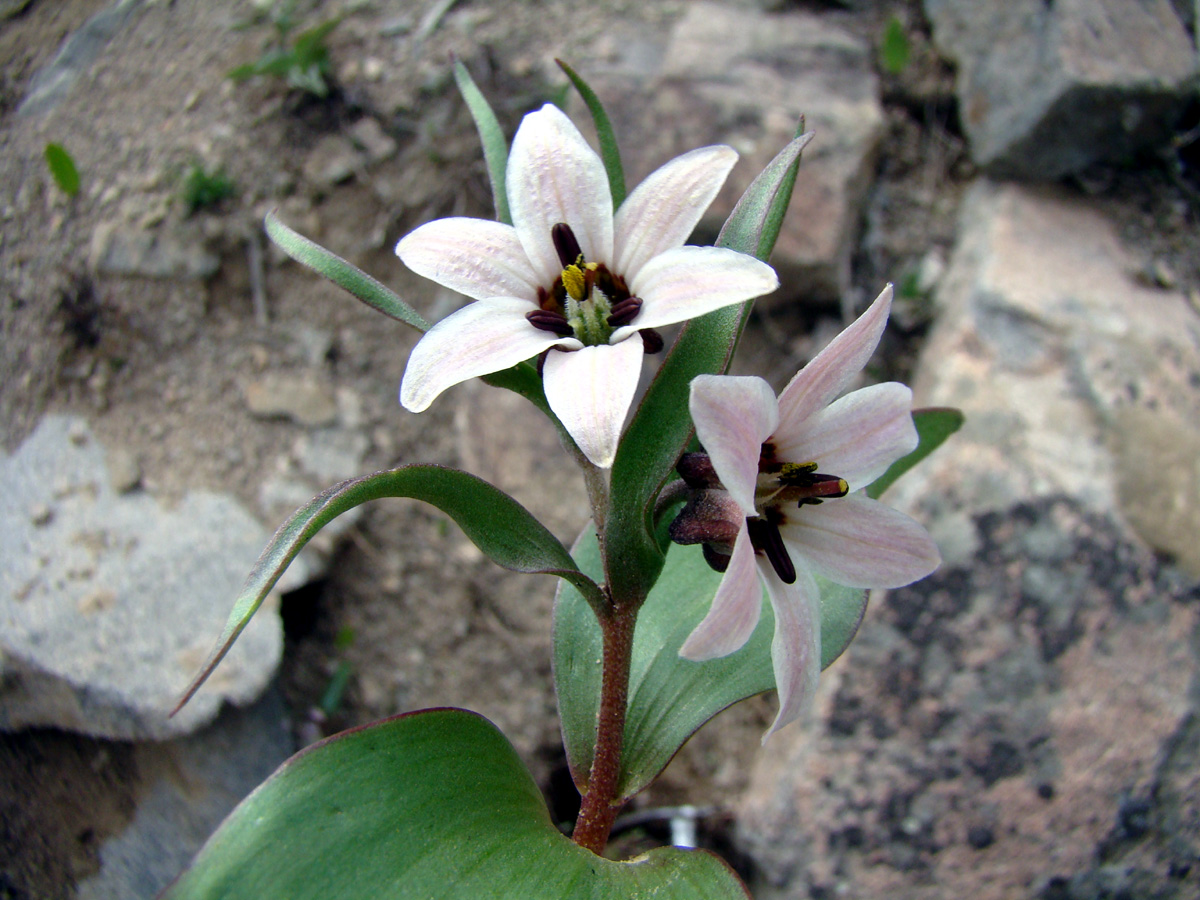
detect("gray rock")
(733, 180), (1200, 898)
(90, 221), (220, 281)
(17, 0), (144, 117)
(302, 134), (360, 189)
(75, 686), (294, 900)
(595, 2), (884, 304)
(0, 416), (291, 740)
(924, 0), (1198, 178)
(889, 181), (1200, 572)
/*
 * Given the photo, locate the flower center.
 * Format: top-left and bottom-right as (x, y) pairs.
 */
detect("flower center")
(524, 223), (642, 347)
(670, 447), (850, 585)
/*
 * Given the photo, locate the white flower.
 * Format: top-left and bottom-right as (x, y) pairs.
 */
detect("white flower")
(669, 286), (941, 739)
(396, 104), (778, 467)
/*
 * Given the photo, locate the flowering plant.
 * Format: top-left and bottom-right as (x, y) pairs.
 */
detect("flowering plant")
(165, 62), (959, 899)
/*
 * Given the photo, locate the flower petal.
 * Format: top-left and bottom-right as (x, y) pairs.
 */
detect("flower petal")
(773, 382), (918, 491)
(774, 284), (893, 440)
(507, 104), (613, 285)
(541, 337), (642, 468)
(781, 493), (941, 589)
(679, 523), (762, 660)
(761, 561), (821, 740)
(400, 298), (572, 412)
(689, 375), (779, 514)
(613, 145), (737, 280)
(396, 217), (541, 302)
(612, 246), (778, 339)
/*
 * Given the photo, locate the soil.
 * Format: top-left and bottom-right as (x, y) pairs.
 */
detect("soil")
(1, 1), (1197, 898)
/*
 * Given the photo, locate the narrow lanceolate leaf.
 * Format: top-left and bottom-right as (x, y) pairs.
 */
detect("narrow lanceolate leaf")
(453, 60), (512, 225)
(556, 59), (626, 209)
(44, 143), (80, 197)
(174, 466), (603, 714)
(555, 530), (867, 800)
(866, 407), (964, 499)
(265, 211), (430, 331)
(164, 709), (750, 900)
(603, 129), (813, 605)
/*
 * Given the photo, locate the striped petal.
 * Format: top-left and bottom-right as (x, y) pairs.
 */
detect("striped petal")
(689, 375), (778, 514)
(774, 382), (917, 492)
(542, 337), (643, 468)
(679, 522), (762, 660)
(774, 284), (892, 441)
(612, 245), (778, 340)
(781, 494), (941, 589)
(761, 561), (821, 741)
(613, 145), (737, 280)
(396, 217), (541, 302)
(400, 298), (573, 412)
(507, 104), (613, 286)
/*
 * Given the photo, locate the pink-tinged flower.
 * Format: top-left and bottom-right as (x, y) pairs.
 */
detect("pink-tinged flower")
(669, 286), (940, 739)
(396, 104), (778, 468)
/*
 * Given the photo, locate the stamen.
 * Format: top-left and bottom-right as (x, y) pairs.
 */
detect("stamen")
(640, 329), (664, 353)
(551, 223), (583, 268)
(747, 518), (796, 584)
(677, 452), (721, 489)
(668, 489), (743, 547)
(606, 296), (643, 327)
(701, 543), (732, 573)
(561, 265), (587, 302)
(526, 309), (575, 337)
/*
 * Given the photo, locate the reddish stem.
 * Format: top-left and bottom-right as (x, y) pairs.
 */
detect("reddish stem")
(571, 600), (638, 855)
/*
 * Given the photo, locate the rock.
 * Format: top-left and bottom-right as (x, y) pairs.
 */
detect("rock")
(923, 0), (1198, 178)
(736, 499), (1200, 900)
(733, 180), (1200, 897)
(890, 181), (1200, 570)
(595, 1), (884, 305)
(242, 372), (339, 427)
(90, 221), (220, 281)
(0, 416), (292, 740)
(16, 0), (143, 117)
(347, 117), (398, 166)
(75, 686), (293, 900)
(302, 134), (360, 189)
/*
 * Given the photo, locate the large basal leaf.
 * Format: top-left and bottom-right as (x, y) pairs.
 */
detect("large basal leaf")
(602, 129), (814, 606)
(164, 709), (749, 900)
(175, 465), (604, 713)
(555, 529), (866, 801)
(866, 407), (964, 499)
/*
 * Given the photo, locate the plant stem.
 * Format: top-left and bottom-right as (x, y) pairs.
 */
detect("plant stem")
(571, 599), (637, 855)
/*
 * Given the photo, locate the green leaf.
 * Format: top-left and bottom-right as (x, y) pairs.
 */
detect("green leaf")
(880, 15), (911, 76)
(175, 465), (603, 713)
(555, 530), (867, 801)
(264, 211), (431, 331)
(556, 59), (626, 209)
(602, 129), (813, 606)
(44, 143), (80, 197)
(453, 60), (512, 225)
(164, 709), (749, 900)
(866, 407), (964, 499)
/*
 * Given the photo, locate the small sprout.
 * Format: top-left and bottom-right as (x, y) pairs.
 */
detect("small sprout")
(228, 5), (343, 99)
(181, 163), (236, 215)
(44, 143), (80, 197)
(880, 15), (911, 76)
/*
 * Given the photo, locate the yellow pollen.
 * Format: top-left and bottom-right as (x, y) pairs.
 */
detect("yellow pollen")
(561, 265), (587, 301)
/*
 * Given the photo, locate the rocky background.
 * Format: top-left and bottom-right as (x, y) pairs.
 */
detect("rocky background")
(1, 1), (1198, 898)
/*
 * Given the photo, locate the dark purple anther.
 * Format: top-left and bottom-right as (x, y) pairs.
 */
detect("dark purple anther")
(639, 329), (664, 354)
(526, 309), (575, 337)
(606, 296), (643, 327)
(551, 223), (583, 268)
(747, 518), (796, 584)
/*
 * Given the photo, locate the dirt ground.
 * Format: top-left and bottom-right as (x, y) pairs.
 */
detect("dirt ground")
(1, 1), (1198, 897)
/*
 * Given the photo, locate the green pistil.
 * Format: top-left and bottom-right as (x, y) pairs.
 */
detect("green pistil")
(561, 263), (615, 346)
